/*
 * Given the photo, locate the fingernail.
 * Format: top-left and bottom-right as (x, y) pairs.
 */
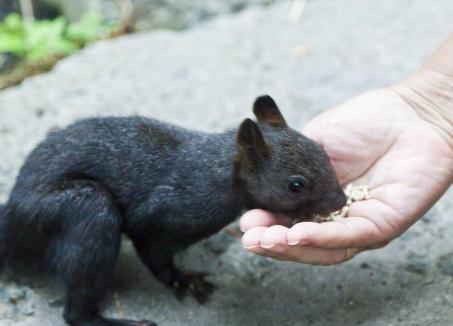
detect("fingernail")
(288, 241), (300, 246)
(243, 245), (259, 249)
(260, 244), (275, 249)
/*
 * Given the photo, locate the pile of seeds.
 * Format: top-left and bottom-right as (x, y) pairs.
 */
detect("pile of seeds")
(314, 184), (370, 223)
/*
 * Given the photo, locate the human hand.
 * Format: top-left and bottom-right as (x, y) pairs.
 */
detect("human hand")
(240, 81), (453, 265)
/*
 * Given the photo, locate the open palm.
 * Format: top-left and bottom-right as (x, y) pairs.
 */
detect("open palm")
(240, 88), (453, 265)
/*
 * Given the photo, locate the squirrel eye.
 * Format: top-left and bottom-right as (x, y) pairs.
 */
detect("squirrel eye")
(288, 177), (306, 193)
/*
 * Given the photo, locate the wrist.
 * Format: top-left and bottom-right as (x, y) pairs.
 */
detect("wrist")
(392, 33), (453, 149)
(392, 67), (453, 149)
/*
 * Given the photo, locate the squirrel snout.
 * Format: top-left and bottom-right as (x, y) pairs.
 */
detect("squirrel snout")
(330, 191), (347, 211)
(313, 190), (347, 216)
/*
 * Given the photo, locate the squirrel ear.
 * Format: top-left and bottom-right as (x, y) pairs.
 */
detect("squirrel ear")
(253, 95), (287, 128)
(236, 118), (269, 168)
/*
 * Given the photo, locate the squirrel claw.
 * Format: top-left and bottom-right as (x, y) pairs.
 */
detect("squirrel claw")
(169, 270), (217, 304)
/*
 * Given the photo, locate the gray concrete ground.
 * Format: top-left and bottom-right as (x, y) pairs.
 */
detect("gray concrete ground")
(0, 0), (453, 325)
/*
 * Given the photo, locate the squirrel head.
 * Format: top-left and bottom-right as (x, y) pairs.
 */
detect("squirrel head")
(235, 95), (346, 219)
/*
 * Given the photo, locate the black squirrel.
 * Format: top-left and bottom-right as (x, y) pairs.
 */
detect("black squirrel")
(0, 95), (346, 326)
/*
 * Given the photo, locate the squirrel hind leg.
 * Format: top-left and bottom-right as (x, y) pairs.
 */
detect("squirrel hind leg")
(44, 180), (157, 326)
(132, 239), (217, 305)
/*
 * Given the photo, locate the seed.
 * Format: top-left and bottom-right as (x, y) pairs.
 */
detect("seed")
(313, 184), (370, 223)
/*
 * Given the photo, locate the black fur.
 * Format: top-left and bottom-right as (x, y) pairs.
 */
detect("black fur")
(0, 95), (346, 326)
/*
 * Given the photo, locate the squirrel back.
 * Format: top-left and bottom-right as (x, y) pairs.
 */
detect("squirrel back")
(5, 95), (346, 234)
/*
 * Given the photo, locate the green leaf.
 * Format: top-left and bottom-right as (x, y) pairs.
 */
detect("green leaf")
(24, 17), (79, 60)
(0, 32), (26, 54)
(0, 11), (114, 62)
(67, 12), (107, 45)
(0, 14), (26, 55)
(3, 13), (25, 33)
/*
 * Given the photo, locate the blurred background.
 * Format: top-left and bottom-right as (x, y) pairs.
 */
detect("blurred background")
(0, 1), (453, 325)
(0, 0), (277, 89)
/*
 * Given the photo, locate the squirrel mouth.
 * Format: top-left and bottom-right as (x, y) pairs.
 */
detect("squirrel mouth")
(289, 213), (317, 223)
(285, 205), (339, 223)
(255, 200), (340, 222)
(284, 208), (315, 222)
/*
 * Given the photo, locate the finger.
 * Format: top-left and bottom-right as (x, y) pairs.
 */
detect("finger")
(244, 245), (288, 260)
(282, 246), (359, 265)
(242, 226), (276, 258)
(241, 225), (289, 249)
(242, 225), (365, 265)
(286, 217), (382, 249)
(239, 209), (292, 232)
(250, 245), (361, 266)
(242, 226), (268, 249)
(242, 225), (292, 260)
(259, 225), (290, 249)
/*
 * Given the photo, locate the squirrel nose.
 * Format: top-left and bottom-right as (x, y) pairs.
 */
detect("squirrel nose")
(311, 190), (347, 216)
(331, 191), (347, 211)
(320, 189), (347, 214)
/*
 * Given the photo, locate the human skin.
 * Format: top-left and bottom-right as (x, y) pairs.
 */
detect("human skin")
(240, 33), (453, 265)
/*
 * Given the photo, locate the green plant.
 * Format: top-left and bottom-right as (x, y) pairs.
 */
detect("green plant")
(67, 12), (112, 45)
(0, 12), (110, 61)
